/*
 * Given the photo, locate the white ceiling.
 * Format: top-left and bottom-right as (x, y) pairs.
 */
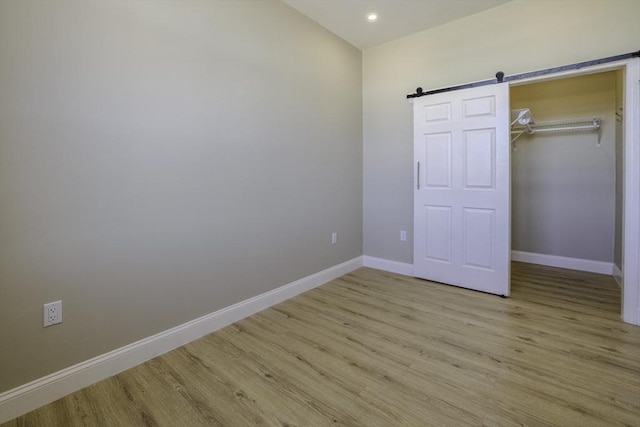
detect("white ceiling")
(282, 0), (513, 50)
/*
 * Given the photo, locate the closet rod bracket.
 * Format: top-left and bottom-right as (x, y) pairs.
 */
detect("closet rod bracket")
(595, 117), (602, 147)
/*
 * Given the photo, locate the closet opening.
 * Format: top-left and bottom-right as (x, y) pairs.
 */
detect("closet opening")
(509, 68), (628, 318)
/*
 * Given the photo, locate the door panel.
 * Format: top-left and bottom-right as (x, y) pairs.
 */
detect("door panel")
(424, 133), (452, 188)
(425, 206), (452, 262)
(463, 95), (495, 118)
(413, 83), (510, 296)
(462, 208), (494, 269)
(424, 102), (452, 122)
(463, 129), (495, 188)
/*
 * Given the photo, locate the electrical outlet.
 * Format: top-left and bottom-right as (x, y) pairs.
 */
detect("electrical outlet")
(400, 230), (407, 241)
(44, 301), (62, 327)
(331, 232), (337, 245)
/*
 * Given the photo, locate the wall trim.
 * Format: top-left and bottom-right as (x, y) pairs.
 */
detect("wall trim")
(511, 250), (613, 275)
(0, 256), (363, 424)
(613, 264), (623, 288)
(363, 256), (413, 276)
(621, 57), (640, 326)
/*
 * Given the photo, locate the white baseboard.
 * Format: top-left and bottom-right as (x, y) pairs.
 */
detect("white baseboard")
(511, 251), (613, 275)
(362, 252), (614, 278)
(613, 264), (623, 288)
(363, 255), (413, 276)
(0, 256), (363, 424)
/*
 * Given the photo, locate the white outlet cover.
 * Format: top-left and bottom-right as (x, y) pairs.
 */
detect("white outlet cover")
(44, 300), (63, 327)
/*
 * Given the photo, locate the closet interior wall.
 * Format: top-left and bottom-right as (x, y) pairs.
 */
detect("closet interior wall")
(510, 71), (620, 267)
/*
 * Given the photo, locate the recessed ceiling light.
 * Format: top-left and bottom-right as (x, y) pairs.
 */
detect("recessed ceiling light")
(367, 13), (378, 22)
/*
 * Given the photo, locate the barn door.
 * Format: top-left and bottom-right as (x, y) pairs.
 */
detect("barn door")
(413, 83), (510, 296)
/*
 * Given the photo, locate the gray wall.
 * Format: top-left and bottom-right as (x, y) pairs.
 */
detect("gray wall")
(363, 0), (640, 264)
(510, 73), (616, 262)
(0, 0), (362, 392)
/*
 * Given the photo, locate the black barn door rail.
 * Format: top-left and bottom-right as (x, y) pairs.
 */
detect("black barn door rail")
(406, 50), (639, 99)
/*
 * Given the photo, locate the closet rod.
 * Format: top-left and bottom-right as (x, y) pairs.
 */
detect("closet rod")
(510, 122), (601, 135)
(510, 117), (602, 146)
(528, 123), (599, 134)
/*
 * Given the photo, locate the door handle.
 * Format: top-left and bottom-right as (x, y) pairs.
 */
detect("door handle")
(417, 162), (420, 189)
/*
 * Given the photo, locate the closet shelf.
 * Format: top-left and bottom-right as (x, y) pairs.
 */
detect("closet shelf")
(510, 112), (602, 146)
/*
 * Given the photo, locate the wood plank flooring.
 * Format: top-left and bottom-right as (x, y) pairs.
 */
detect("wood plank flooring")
(3, 262), (640, 426)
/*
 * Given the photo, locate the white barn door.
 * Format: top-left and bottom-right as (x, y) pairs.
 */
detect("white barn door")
(413, 83), (510, 296)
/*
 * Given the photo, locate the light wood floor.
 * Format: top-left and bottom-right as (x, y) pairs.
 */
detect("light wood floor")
(3, 262), (640, 426)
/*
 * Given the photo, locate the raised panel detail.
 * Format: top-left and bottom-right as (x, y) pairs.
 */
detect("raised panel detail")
(425, 206), (451, 262)
(463, 128), (495, 188)
(425, 132), (451, 188)
(463, 96), (495, 118)
(463, 208), (494, 270)
(424, 102), (451, 123)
